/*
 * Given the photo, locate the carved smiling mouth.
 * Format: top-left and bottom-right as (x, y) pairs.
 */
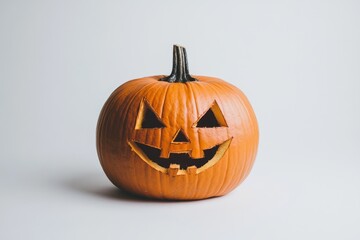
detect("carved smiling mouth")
(128, 138), (232, 175)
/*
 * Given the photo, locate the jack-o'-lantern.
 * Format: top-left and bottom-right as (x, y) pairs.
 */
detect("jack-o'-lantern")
(96, 45), (259, 200)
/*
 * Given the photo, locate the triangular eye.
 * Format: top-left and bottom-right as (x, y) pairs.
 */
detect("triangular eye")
(194, 101), (228, 128)
(135, 99), (165, 129)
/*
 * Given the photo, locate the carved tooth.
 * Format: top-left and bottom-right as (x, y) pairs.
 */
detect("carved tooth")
(187, 166), (197, 175)
(168, 164), (180, 177)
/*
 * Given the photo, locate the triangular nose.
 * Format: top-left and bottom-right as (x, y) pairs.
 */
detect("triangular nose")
(172, 129), (189, 143)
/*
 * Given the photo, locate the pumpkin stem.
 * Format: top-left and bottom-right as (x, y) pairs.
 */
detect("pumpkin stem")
(160, 45), (198, 83)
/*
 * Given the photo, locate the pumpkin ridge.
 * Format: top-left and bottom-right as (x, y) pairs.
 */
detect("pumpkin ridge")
(210, 82), (242, 194)
(186, 82), (202, 198)
(121, 81), (157, 192)
(197, 81), (230, 195)
(135, 81), (167, 194)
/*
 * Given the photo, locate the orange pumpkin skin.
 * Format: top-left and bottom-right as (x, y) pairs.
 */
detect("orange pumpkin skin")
(96, 47), (259, 200)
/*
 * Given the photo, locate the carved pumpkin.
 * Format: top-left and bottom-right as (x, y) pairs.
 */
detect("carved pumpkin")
(97, 45), (259, 200)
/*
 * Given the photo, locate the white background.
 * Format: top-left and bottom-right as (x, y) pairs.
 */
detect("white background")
(1, 0), (359, 239)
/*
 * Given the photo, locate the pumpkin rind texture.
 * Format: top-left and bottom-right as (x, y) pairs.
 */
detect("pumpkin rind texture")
(96, 46), (259, 200)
